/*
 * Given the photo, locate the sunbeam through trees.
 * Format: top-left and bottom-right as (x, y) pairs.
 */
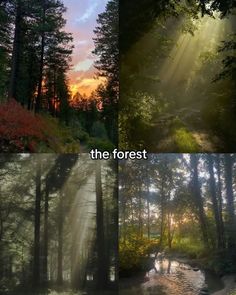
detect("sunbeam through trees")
(120, 0), (236, 152)
(0, 154), (118, 295)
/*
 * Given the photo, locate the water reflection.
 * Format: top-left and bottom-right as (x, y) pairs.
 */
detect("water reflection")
(120, 256), (224, 295)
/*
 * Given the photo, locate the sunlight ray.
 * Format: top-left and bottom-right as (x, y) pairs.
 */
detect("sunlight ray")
(159, 16), (228, 88)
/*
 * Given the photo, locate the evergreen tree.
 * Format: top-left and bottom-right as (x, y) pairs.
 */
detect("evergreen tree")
(93, 0), (118, 145)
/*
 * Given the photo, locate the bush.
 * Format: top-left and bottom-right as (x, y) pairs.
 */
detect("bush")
(0, 100), (44, 152)
(0, 100), (81, 152)
(86, 137), (114, 152)
(39, 114), (80, 153)
(119, 234), (159, 276)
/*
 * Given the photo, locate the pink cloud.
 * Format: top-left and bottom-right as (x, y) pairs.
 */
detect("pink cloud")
(64, 0), (107, 95)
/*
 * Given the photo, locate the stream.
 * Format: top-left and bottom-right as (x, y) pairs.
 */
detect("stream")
(119, 255), (224, 295)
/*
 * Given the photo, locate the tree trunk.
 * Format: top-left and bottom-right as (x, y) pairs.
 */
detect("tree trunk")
(138, 185), (143, 238)
(159, 178), (165, 247)
(215, 155), (225, 248)
(33, 159), (42, 286)
(224, 154), (236, 249)
(35, 0), (46, 113)
(190, 154), (209, 248)
(207, 155), (224, 249)
(57, 194), (63, 285)
(113, 169), (118, 287)
(167, 213), (172, 249)
(42, 185), (49, 285)
(95, 161), (107, 289)
(147, 198), (150, 240)
(8, 0), (22, 100)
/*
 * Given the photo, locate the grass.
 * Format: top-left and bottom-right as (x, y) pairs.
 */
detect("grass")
(171, 118), (200, 152)
(174, 127), (200, 152)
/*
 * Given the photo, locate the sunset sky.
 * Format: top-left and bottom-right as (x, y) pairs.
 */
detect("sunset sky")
(64, 0), (107, 97)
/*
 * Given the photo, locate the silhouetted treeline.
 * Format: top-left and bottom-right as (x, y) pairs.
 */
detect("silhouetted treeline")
(0, 0), (73, 121)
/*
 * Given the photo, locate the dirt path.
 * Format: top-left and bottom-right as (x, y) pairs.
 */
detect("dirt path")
(148, 116), (223, 152)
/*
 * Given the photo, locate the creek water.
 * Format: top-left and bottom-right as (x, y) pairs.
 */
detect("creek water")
(119, 256), (224, 295)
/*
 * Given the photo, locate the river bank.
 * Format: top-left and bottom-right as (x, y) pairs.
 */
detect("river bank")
(170, 255), (236, 295)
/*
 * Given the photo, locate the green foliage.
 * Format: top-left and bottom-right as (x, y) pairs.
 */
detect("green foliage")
(202, 81), (236, 149)
(91, 121), (108, 140)
(204, 250), (236, 274)
(86, 137), (114, 152)
(171, 237), (206, 259)
(39, 115), (80, 153)
(214, 33), (236, 82)
(180, 18), (199, 36)
(120, 91), (162, 149)
(119, 234), (159, 275)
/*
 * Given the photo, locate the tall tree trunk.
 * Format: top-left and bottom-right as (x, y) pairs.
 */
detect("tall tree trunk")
(224, 154), (236, 249)
(207, 155), (224, 249)
(138, 185), (143, 238)
(57, 194), (63, 285)
(96, 161), (107, 289)
(167, 213), (172, 249)
(215, 155), (225, 248)
(42, 185), (49, 285)
(8, 0), (22, 100)
(190, 154), (209, 248)
(27, 52), (35, 110)
(33, 159), (42, 286)
(159, 178), (165, 248)
(146, 165), (150, 240)
(35, 0), (46, 113)
(147, 198), (150, 240)
(113, 168), (118, 288)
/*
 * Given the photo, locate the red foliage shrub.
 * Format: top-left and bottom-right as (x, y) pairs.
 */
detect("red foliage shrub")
(0, 99), (45, 152)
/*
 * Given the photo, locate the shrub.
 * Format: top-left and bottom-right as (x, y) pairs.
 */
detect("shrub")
(86, 137), (114, 151)
(0, 100), (44, 152)
(119, 234), (159, 276)
(38, 114), (80, 153)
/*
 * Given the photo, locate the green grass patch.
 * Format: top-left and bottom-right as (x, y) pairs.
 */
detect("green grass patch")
(171, 118), (199, 152)
(174, 127), (199, 152)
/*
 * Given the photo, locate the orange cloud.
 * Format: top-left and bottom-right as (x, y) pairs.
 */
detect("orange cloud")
(70, 76), (106, 97)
